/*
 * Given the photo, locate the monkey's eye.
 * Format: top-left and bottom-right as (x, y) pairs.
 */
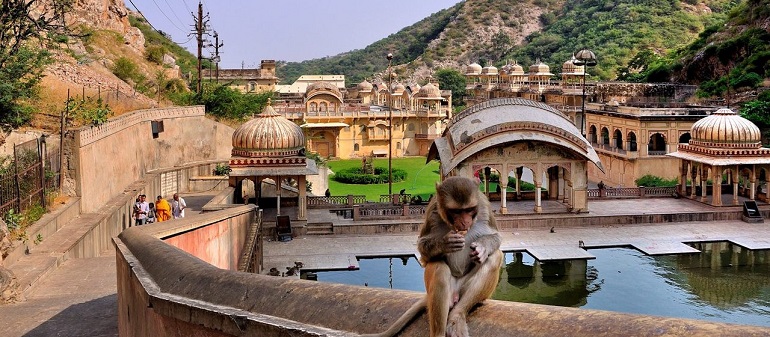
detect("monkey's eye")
(448, 207), (477, 216)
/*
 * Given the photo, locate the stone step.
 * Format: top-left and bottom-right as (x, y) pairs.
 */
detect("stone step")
(306, 223), (334, 235)
(7, 213), (100, 297)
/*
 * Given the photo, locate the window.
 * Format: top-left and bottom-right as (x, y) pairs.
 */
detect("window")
(648, 133), (666, 153)
(601, 127), (610, 145)
(679, 132), (691, 144)
(628, 132), (638, 151)
(354, 143), (360, 151)
(614, 129), (623, 149)
(589, 125), (598, 143)
(310, 102), (317, 112)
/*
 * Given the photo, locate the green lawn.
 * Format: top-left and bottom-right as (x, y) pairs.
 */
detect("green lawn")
(326, 157), (440, 201)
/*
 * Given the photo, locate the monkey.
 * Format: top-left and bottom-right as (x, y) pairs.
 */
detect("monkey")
(363, 176), (503, 337)
(267, 267), (281, 276)
(284, 261), (304, 277)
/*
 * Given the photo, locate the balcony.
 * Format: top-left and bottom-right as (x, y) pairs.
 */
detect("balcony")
(414, 134), (439, 140)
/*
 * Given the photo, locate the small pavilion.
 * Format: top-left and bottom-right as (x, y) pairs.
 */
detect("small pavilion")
(229, 100), (318, 222)
(668, 107), (770, 206)
(427, 98), (603, 214)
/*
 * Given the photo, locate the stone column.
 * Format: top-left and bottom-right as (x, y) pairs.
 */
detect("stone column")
(700, 167), (708, 203)
(534, 182), (542, 213)
(733, 165), (740, 205)
(500, 179), (508, 214)
(680, 161), (688, 196)
(515, 167), (523, 198)
(750, 166), (756, 200)
(548, 167), (559, 199)
(298, 177), (307, 220)
(713, 167), (722, 206)
(557, 168), (565, 202)
(690, 166), (697, 199)
(276, 175), (282, 216)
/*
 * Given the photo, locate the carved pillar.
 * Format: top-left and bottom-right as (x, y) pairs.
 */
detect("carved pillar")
(500, 179), (508, 214)
(298, 177), (307, 220)
(548, 167), (559, 199)
(733, 165), (739, 205)
(276, 175), (282, 216)
(700, 167), (708, 203)
(557, 168), (565, 202)
(750, 166), (756, 200)
(713, 166), (722, 206)
(515, 167), (523, 198)
(534, 182), (542, 213)
(690, 166), (697, 199)
(680, 161), (688, 196)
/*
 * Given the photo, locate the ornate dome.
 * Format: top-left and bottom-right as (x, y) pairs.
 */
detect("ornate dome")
(466, 63), (482, 75)
(690, 108), (762, 148)
(417, 82), (442, 99)
(356, 79), (373, 93)
(305, 81), (341, 97)
(562, 55), (584, 75)
(502, 62), (524, 75)
(529, 59), (552, 75)
(392, 83), (406, 95)
(482, 65), (498, 75)
(231, 100), (305, 158)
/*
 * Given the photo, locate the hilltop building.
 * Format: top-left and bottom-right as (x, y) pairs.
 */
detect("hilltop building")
(202, 60), (279, 93)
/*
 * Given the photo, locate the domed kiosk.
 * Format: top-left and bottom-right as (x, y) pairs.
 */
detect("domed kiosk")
(427, 98), (603, 214)
(669, 108), (770, 206)
(229, 99), (318, 228)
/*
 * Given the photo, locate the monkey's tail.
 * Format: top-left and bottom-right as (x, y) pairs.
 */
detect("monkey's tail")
(360, 297), (427, 337)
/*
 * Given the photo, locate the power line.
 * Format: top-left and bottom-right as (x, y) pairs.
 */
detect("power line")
(162, 0), (188, 29)
(149, 0), (185, 32)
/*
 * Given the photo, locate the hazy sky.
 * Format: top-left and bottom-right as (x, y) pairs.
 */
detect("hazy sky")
(125, 0), (461, 69)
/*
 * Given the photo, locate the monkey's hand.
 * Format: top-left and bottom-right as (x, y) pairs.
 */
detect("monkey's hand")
(469, 242), (488, 264)
(443, 231), (465, 253)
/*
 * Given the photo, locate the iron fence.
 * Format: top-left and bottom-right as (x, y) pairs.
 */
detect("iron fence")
(0, 137), (60, 216)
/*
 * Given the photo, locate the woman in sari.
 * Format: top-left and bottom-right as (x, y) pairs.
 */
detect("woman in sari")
(155, 195), (172, 222)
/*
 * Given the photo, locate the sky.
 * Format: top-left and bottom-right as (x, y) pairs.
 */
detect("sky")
(125, 0), (461, 69)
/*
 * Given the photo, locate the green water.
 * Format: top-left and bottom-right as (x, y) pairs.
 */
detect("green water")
(313, 243), (770, 327)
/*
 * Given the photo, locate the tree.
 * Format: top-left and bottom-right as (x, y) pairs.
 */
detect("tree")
(0, 0), (70, 127)
(434, 68), (466, 108)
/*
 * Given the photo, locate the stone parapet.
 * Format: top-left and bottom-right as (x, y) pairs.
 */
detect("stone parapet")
(115, 222), (770, 336)
(76, 106), (205, 147)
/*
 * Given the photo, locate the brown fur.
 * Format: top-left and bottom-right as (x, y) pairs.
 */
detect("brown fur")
(362, 176), (502, 337)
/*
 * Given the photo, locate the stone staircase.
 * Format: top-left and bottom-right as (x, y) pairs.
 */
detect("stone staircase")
(305, 222), (334, 235)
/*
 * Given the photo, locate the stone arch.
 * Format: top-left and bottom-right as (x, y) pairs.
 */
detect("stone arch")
(613, 129), (623, 149)
(679, 132), (691, 144)
(589, 125), (598, 144)
(601, 127), (610, 145)
(628, 132), (638, 152)
(648, 133), (666, 153)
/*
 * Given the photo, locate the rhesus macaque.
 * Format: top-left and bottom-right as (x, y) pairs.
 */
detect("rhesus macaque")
(284, 261), (304, 277)
(267, 267), (281, 276)
(363, 176), (503, 337)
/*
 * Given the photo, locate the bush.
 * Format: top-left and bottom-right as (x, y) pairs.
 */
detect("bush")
(145, 45), (166, 64)
(635, 174), (678, 187)
(112, 57), (140, 82)
(332, 167), (407, 184)
(213, 163), (231, 176)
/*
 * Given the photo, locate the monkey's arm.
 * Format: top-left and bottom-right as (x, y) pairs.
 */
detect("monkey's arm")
(470, 216), (502, 264)
(417, 209), (460, 262)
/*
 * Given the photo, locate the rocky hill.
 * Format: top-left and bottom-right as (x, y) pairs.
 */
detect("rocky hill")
(278, 0), (735, 85)
(24, 0), (194, 130)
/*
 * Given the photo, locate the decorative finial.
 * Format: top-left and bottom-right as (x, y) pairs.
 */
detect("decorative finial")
(267, 98), (272, 106)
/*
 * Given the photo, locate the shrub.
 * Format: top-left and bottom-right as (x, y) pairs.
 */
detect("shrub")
(145, 45), (166, 64)
(635, 174), (678, 187)
(332, 167), (407, 184)
(213, 163), (231, 176)
(112, 57), (140, 82)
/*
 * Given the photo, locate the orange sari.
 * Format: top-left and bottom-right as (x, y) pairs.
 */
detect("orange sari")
(155, 198), (172, 222)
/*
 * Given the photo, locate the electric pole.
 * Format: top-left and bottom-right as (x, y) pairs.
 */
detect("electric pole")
(213, 31), (223, 82)
(190, 2), (210, 94)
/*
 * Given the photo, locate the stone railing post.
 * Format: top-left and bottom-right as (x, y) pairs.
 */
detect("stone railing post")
(639, 186), (646, 197)
(403, 204), (409, 218)
(353, 205), (360, 221)
(347, 194), (354, 206)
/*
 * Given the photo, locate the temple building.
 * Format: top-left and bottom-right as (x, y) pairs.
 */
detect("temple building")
(272, 76), (453, 159)
(202, 60), (278, 93)
(428, 98), (603, 213)
(229, 99), (317, 228)
(463, 57), (709, 187)
(668, 107), (770, 206)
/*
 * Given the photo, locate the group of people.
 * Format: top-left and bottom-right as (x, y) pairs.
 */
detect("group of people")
(133, 193), (187, 226)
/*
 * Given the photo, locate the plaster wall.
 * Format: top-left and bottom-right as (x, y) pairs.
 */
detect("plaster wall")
(71, 106), (234, 213)
(163, 214), (250, 270)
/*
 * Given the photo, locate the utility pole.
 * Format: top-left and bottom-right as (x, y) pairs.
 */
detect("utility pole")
(190, 2), (210, 94)
(213, 31), (223, 82)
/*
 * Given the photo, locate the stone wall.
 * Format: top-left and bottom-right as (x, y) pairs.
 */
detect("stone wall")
(67, 106), (234, 213)
(115, 223), (770, 337)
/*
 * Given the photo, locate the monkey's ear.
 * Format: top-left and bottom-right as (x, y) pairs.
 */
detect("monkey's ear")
(435, 181), (442, 192)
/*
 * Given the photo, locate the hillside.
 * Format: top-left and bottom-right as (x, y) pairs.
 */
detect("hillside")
(22, 0), (198, 130)
(277, 0), (733, 85)
(669, 0), (770, 97)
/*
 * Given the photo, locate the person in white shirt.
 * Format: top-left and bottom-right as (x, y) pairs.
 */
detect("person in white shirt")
(171, 193), (187, 219)
(133, 194), (150, 226)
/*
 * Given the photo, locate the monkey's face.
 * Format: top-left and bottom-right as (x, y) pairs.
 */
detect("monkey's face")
(447, 205), (478, 232)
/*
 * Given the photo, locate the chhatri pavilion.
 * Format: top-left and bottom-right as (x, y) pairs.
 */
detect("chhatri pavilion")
(669, 107), (770, 206)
